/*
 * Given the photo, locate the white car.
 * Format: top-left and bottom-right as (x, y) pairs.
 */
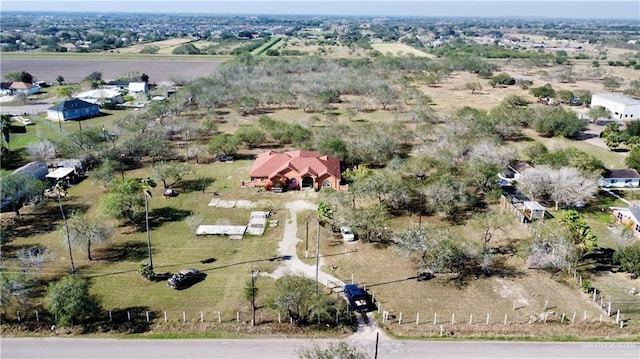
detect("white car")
(340, 226), (356, 242)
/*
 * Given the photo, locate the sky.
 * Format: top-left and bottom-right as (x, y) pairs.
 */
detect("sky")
(1, 0), (639, 20)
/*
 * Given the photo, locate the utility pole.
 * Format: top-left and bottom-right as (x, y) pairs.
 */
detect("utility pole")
(251, 268), (258, 326)
(305, 217), (309, 259)
(315, 221), (320, 294)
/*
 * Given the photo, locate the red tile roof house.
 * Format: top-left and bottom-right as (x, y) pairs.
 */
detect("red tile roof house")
(611, 206), (640, 238)
(244, 150), (342, 191)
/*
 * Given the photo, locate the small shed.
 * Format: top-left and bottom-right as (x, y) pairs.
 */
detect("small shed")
(523, 201), (546, 221)
(46, 167), (78, 184)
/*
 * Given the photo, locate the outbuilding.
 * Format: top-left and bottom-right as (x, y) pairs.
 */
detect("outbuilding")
(591, 93), (640, 121)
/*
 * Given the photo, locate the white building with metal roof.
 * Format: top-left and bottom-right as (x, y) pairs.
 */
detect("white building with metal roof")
(591, 93), (640, 121)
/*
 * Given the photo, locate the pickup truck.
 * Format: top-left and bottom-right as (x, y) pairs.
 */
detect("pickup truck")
(344, 284), (371, 313)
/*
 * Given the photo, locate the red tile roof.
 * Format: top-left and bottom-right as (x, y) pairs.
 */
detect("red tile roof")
(9, 81), (37, 90)
(249, 150), (340, 180)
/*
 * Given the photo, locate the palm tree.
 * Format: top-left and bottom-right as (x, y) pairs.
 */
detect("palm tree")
(55, 181), (76, 276)
(140, 177), (157, 270)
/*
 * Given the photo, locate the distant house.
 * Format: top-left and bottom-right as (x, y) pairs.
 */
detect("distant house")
(9, 81), (39, 95)
(128, 82), (149, 96)
(499, 161), (534, 184)
(75, 88), (123, 106)
(103, 80), (129, 91)
(598, 169), (640, 188)
(46, 99), (100, 121)
(611, 206), (640, 238)
(591, 93), (640, 121)
(244, 150), (341, 191)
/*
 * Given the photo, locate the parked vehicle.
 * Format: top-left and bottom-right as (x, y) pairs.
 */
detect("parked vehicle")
(340, 226), (356, 242)
(344, 284), (371, 313)
(167, 268), (205, 289)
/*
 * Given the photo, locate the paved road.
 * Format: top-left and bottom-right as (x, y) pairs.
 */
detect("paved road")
(2, 337), (638, 359)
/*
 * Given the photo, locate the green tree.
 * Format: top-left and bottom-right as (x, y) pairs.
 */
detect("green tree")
(464, 81), (482, 94)
(613, 245), (640, 277)
(529, 83), (556, 99)
(56, 75), (65, 85)
(562, 210), (597, 254)
(140, 45), (159, 54)
(172, 43), (200, 54)
(555, 89), (574, 104)
(5, 71), (34, 83)
(625, 145), (640, 172)
(44, 276), (99, 327)
(587, 106), (611, 123)
(0, 173), (46, 218)
(208, 133), (240, 156)
(100, 178), (144, 224)
(0, 271), (36, 312)
(269, 274), (343, 325)
(151, 161), (192, 190)
(56, 85), (76, 99)
(602, 76), (621, 91)
(235, 126), (266, 148)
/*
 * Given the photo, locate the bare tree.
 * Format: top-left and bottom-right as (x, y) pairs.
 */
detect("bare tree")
(67, 211), (112, 261)
(526, 224), (576, 271)
(26, 139), (57, 162)
(548, 167), (597, 210)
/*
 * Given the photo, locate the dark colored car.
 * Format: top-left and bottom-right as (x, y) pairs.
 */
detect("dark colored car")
(344, 284), (372, 313)
(167, 268), (204, 289)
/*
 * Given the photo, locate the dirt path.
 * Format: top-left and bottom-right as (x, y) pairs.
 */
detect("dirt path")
(266, 200), (388, 341)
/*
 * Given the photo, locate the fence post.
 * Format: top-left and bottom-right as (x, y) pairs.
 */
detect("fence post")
(183, 311), (186, 323)
(236, 312), (239, 323)
(593, 289), (597, 301)
(599, 314), (603, 322)
(398, 312), (402, 325)
(164, 311), (167, 322)
(372, 293), (375, 304)
(583, 311), (587, 321)
(35, 311), (39, 323)
(504, 313), (507, 325)
(109, 311), (112, 322)
(277, 312), (280, 324)
(451, 313), (455, 325)
(16, 311), (20, 322)
(607, 303), (611, 316)
(486, 314), (490, 325)
(439, 324), (444, 336)
(351, 274), (354, 284)
(433, 313), (437, 325)
(561, 313), (565, 324)
(543, 312), (548, 323)
(416, 312), (419, 325)
(127, 311), (131, 322)
(544, 300), (548, 311)
(571, 311), (576, 324)
(513, 300), (517, 310)
(336, 312), (339, 325)
(218, 311), (222, 323)
(201, 311), (204, 323)
(616, 310), (620, 324)
(469, 314), (473, 325)
(146, 311), (150, 323)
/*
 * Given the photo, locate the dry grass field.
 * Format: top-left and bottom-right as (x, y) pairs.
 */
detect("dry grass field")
(113, 38), (195, 54)
(371, 43), (434, 58)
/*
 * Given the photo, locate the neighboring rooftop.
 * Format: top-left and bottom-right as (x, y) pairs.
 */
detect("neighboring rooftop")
(602, 169), (640, 179)
(594, 93), (640, 106)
